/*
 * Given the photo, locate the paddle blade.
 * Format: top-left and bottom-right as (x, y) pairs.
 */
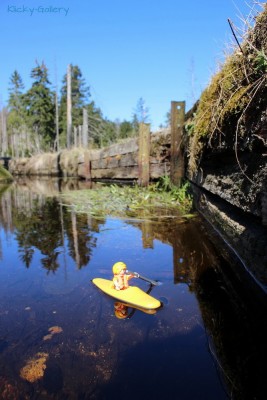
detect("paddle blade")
(127, 270), (161, 286)
(138, 274), (162, 286)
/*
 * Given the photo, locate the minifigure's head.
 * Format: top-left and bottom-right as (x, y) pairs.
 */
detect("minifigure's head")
(112, 261), (127, 275)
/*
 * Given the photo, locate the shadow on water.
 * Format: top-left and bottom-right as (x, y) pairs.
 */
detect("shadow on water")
(0, 178), (266, 399)
(196, 260), (267, 400)
(98, 327), (224, 400)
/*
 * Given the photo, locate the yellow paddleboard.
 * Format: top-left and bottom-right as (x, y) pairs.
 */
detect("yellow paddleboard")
(92, 278), (161, 310)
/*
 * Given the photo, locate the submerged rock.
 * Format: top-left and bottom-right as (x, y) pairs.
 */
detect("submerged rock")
(20, 352), (48, 383)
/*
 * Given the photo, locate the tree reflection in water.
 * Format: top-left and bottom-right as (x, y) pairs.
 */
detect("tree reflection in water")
(0, 181), (100, 271)
(0, 178), (266, 399)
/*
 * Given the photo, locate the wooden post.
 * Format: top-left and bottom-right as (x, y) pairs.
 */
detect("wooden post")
(84, 150), (91, 180)
(138, 122), (150, 187)
(74, 126), (78, 147)
(67, 64), (72, 149)
(78, 125), (82, 147)
(82, 108), (88, 147)
(55, 91), (60, 151)
(54, 62), (60, 152)
(1, 108), (8, 156)
(78, 126), (81, 147)
(141, 220), (154, 248)
(71, 208), (80, 268)
(170, 101), (185, 186)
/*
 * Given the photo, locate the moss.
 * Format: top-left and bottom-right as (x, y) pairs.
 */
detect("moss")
(187, 5), (267, 177)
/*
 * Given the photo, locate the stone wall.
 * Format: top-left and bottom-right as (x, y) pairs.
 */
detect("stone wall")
(185, 5), (267, 230)
(191, 184), (267, 298)
(189, 152), (267, 227)
(187, 141), (267, 299)
(9, 129), (171, 181)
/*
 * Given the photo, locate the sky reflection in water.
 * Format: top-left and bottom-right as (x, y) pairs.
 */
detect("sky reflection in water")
(0, 180), (229, 399)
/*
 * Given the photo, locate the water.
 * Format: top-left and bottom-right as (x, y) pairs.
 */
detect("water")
(0, 178), (266, 400)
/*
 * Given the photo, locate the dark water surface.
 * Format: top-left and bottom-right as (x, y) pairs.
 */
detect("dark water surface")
(0, 179), (266, 400)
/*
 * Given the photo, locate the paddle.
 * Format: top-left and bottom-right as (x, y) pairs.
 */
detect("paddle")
(126, 270), (161, 286)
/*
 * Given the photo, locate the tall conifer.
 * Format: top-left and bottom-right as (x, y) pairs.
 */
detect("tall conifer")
(59, 65), (90, 142)
(7, 70), (28, 155)
(8, 70), (26, 129)
(25, 61), (55, 149)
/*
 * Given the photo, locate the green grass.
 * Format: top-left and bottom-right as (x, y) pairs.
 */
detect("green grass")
(60, 180), (194, 220)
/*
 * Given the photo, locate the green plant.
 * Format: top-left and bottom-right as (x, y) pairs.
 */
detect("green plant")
(154, 174), (173, 192)
(254, 49), (267, 73)
(60, 179), (193, 219)
(185, 122), (195, 136)
(172, 181), (192, 204)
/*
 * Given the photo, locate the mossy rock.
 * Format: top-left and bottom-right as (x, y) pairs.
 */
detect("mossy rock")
(187, 5), (267, 177)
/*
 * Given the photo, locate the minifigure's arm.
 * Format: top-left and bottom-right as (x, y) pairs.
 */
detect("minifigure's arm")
(113, 276), (121, 290)
(126, 272), (135, 280)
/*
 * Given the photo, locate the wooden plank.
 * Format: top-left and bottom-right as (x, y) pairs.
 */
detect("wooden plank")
(99, 138), (138, 158)
(91, 166), (139, 180)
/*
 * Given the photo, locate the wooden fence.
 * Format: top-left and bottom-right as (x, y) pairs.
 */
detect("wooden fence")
(9, 101), (185, 186)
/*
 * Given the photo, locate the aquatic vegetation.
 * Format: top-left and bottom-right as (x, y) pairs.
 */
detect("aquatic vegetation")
(48, 325), (63, 334)
(43, 334), (53, 341)
(153, 176), (192, 205)
(60, 181), (193, 219)
(20, 352), (49, 383)
(43, 326), (63, 340)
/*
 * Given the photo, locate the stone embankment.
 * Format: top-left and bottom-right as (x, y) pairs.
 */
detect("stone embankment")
(9, 129), (170, 181)
(185, 4), (267, 299)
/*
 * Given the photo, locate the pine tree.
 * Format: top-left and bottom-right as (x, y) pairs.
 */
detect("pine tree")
(8, 70), (26, 132)
(59, 64), (117, 148)
(7, 70), (28, 156)
(25, 61), (55, 150)
(8, 70), (25, 113)
(59, 64), (90, 146)
(132, 97), (150, 124)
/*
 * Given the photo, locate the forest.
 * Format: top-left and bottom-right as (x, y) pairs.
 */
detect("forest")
(0, 62), (152, 157)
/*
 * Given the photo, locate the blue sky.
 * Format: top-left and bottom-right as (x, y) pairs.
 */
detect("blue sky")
(0, 0), (264, 129)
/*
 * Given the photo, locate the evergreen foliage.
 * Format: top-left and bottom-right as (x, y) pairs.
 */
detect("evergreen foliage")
(59, 64), (90, 143)
(119, 120), (135, 139)
(7, 71), (29, 156)
(7, 71), (26, 132)
(2, 62), (145, 154)
(24, 61), (56, 150)
(8, 70), (25, 113)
